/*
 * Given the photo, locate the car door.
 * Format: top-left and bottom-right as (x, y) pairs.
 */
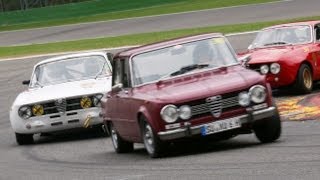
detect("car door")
(312, 24), (320, 79)
(111, 59), (138, 139)
(108, 59), (126, 136)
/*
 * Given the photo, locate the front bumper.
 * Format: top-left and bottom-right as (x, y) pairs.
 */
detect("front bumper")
(158, 106), (276, 141)
(11, 108), (103, 134)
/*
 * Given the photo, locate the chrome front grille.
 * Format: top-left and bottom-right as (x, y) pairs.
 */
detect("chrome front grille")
(54, 98), (67, 113)
(190, 95), (240, 118)
(40, 96), (94, 116)
(223, 96), (239, 108)
(191, 104), (210, 116)
(206, 95), (222, 118)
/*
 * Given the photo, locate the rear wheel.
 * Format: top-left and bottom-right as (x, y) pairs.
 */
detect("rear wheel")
(141, 118), (166, 158)
(15, 133), (34, 145)
(109, 122), (133, 153)
(253, 108), (281, 143)
(294, 64), (313, 94)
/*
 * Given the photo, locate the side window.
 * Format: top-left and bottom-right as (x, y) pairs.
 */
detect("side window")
(315, 25), (320, 41)
(112, 59), (123, 86)
(122, 59), (131, 88)
(112, 59), (131, 88)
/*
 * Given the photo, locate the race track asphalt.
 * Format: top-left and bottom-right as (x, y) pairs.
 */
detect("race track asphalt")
(0, 33), (320, 180)
(0, 0), (320, 46)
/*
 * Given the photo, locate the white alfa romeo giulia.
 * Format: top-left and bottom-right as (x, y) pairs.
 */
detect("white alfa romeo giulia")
(10, 52), (113, 145)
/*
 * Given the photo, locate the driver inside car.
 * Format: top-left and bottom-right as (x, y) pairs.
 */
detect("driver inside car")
(192, 41), (216, 66)
(45, 63), (74, 83)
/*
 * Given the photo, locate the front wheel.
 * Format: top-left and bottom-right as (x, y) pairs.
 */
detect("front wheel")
(253, 109), (281, 143)
(109, 122), (133, 153)
(15, 133), (34, 145)
(294, 64), (313, 94)
(141, 119), (166, 158)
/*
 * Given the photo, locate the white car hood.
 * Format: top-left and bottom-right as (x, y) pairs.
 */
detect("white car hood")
(13, 77), (112, 106)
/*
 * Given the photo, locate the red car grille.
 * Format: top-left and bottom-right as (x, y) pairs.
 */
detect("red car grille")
(190, 95), (240, 118)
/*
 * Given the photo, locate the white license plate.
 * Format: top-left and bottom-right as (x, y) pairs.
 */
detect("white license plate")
(201, 117), (241, 136)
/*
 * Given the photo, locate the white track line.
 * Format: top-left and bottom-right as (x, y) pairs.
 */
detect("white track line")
(0, 46), (137, 62)
(0, 31), (259, 62)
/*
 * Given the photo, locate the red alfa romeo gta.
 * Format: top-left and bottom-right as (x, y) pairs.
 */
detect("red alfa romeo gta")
(241, 21), (320, 94)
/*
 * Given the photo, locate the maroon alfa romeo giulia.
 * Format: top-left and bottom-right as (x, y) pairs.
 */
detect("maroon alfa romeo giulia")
(103, 33), (281, 158)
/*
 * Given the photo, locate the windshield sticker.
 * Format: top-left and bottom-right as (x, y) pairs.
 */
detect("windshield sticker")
(212, 38), (225, 44)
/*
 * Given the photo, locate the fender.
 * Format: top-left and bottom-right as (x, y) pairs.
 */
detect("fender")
(137, 105), (161, 133)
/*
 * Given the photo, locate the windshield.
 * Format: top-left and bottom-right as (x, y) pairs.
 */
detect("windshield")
(251, 25), (312, 48)
(131, 37), (238, 85)
(30, 55), (111, 87)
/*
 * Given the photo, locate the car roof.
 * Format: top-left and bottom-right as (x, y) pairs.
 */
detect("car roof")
(114, 33), (224, 58)
(264, 20), (320, 30)
(35, 51), (107, 67)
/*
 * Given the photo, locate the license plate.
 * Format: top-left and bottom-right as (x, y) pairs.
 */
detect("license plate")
(201, 117), (241, 136)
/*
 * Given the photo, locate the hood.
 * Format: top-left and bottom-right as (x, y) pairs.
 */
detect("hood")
(13, 77), (112, 106)
(248, 46), (296, 64)
(138, 66), (263, 103)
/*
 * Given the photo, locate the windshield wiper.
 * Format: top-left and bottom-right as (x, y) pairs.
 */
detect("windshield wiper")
(263, 41), (292, 46)
(159, 64), (210, 81)
(35, 81), (44, 88)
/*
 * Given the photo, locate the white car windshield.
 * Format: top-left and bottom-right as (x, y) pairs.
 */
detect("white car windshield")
(251, 25), (312, 48)
(30, 55), (111, 87)
(131, 37), (238, 85)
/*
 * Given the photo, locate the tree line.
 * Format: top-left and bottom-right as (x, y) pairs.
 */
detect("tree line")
(0, 0), (89, 12)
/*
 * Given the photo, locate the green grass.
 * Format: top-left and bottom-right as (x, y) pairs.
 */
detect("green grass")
(0, 0), (277, 31)
(1, 15), (319, 59)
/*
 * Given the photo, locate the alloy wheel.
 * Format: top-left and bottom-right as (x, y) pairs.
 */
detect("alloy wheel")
(144, 124), (155, 154)
(303, 68), (312, 89)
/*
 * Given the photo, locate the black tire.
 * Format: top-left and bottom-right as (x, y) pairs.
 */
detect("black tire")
(141, 117), (166, 158)
(109, 122), (133, 153)
(253, 108), (281, 143)
(94, 125), (108, 137)
(294, 64), (313, 94)
(15, 133), (34, 145)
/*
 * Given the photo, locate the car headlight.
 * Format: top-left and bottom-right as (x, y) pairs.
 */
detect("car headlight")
(270, 63), (281, 74)
(80, 96), (92, 109)
(260, 65), (269, 74)
(93, 94), (103, 107)
(160, 105), (179, 123)
(238, 92), (250, 107)
(249, 85), (267, 104)
(179, 105), (192, 120)
(32, 104), (44, 116)
(18, 106), (32, 119)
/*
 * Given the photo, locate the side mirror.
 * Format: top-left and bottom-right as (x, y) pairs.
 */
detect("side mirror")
(248, 44), (253, 50)
(238, 54), (251, 66)
(111, 83), (123, 93)
(22, 80), (30, 85)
